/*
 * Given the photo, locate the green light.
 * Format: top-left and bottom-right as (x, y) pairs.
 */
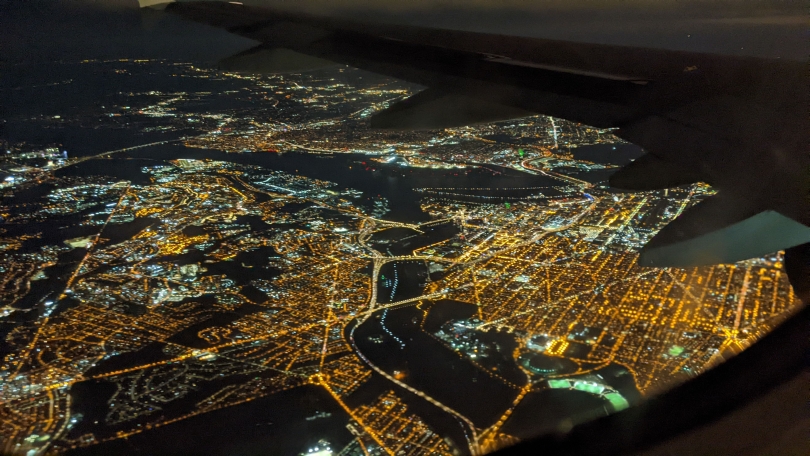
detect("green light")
(504, 202), (511, 209)
(668, 345), (685, 357)
(604, 392), (630, 411)
(573, 381), (604, 394)
(518, 149), (525, 158)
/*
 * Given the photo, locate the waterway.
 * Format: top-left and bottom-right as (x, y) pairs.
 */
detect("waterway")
(354, 301), (519, 450)
(569, 143), (644, 166)
(350, 298), (642, 453)
(370, 222), (458, 256)
(128, 145), (561, 222)
(24, 137), (614, 225)
(68, 384), (354, 456)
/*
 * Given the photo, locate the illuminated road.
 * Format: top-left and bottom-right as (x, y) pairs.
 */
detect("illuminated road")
(520, 158), (593, 188)
(356, 284), (472, 319)
(452, 194), (598, 268)
(473, 269), (659, 332)
(601, 196), (648, 246)
(364, 254), (455, 264)
(54, 136), (204, 172)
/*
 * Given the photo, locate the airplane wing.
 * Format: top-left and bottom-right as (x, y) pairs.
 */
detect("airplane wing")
(140, 0), (810, 300)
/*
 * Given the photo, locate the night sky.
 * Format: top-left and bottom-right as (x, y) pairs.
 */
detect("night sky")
(1, 0), (806, 65)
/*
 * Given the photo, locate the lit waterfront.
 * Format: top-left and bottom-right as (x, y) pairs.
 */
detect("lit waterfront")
(0, 59), (800, 456)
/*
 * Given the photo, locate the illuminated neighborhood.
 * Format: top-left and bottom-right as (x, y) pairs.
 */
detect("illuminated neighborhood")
(0, 60), (800, 455)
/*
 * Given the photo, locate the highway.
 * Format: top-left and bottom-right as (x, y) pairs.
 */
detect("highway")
(520, 158), (593, 188)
